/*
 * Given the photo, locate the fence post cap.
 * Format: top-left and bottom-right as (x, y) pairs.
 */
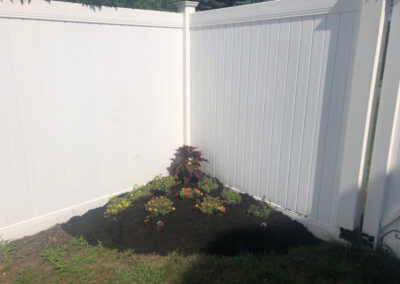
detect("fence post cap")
(175, 1), (199, 12)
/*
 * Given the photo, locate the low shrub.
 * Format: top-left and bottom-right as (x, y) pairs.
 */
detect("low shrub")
(248, 200), (272, 219)
(104, 196), (132, 218)
(221, 188), (242, 206)
(196, 195), (225, 215)
(128, 184), (152, 201)
(178, 187), (203, 199)
(144, 196), (175, 222)
(148, 175), (180, 193)
(198, 177), (219, 194)
(169, 145), (208, 185)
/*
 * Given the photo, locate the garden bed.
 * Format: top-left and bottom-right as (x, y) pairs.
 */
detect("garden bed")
(62, 180), (320, 256)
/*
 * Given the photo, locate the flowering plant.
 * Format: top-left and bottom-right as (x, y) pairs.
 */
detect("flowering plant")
(178, 187), (203, 199)
(248, 200), (272, 219)
(104, 196), (132, 218)
(221, 188), (242, 205)
(144, 196), (175, 222)
(196, 195), (225, 215)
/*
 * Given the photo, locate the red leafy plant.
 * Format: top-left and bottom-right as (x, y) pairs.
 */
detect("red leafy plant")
(169, 145), (208, 185)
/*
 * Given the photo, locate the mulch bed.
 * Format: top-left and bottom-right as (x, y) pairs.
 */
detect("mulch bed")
(62, 182), (320, 256)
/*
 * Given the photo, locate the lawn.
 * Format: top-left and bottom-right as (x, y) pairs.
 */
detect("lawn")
(1, 146), (399, 283)
(1, 227), (399, 284)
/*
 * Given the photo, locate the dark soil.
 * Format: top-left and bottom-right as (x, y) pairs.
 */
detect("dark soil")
(62, 182), (320, 256)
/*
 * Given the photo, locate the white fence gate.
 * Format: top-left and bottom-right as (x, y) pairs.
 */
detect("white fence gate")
(190, 0), (386, 240)
(363, 0), (400, 258)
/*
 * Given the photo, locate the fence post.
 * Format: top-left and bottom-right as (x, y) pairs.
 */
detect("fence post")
(176, 1), (198, 146)
(336, 0), (388, 231)
(363, 0), (400, 246)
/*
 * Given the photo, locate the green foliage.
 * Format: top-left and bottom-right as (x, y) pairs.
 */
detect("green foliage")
(197, 0), (267, 11)
(104, 175), (178, 218)
(0, 236), (16, 259)
(144, 196), (175, 221)
(119, 248), (134, 261)
(50, 0), (269, 11)
(59, 0), (177, 11)
(198, 176), (219, 194)
(196, 195), (225, 214)
(148, 175), (179, 193)
(221, 188), (242, 205)
(104, 196), (132, 218)
(178, 187), (203, 199)
(128, 184), (152, 201)
(248, 201), (272, 219)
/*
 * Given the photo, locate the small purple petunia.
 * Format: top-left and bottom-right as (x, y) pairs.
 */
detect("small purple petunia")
(256, 200), (260, 205)
(252, 208), (256, 212)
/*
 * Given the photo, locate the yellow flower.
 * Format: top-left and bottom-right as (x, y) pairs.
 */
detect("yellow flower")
(172, 207), (176, 211)
(195, 204), (199, 207)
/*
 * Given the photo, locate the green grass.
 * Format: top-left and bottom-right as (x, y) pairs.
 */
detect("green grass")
(0, 235), (17, 259)
(4, 236), (399, 284)
(0, 235), (17, 275)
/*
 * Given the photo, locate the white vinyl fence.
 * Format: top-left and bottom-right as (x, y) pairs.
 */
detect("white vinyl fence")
(190, 0), (386, 239)
(363, 0), (400, 258)
(0, 0), (184, 239)
(0, 0), (398, 251)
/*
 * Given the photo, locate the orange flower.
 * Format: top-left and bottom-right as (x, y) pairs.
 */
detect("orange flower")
(147, 201), (151, 205)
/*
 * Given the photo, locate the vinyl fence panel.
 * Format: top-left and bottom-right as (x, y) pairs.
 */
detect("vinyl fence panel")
(190, 0), (386, 239)
(0, 0), (184, 239)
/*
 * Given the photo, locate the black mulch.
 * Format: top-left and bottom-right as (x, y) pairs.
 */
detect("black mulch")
(62, 182), (321, 256)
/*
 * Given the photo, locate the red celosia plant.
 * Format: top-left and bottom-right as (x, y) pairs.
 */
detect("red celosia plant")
(169, 145), (208, 185)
